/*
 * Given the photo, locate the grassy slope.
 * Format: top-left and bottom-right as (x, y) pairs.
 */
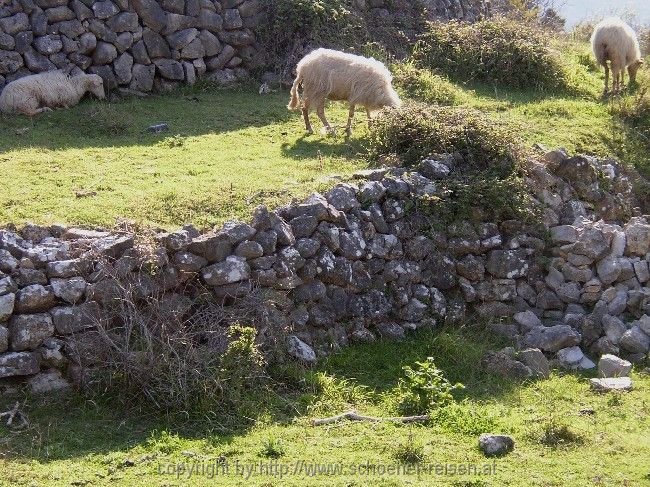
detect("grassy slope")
(2, 39), (650, 487)
(1, 40), (648, 230)
(1, 326), (649, 486)
(0, 84), (367, 229)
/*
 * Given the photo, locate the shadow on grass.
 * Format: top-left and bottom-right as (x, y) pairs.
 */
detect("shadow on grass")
(0, 322), (524, 463)
(313, 323), (519, 401)
(280, 132), (369, 162)
(0, 83), (296, 153)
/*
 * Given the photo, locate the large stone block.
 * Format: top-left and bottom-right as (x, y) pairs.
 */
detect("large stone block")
(9, 313), (54, 351)
(0, 351), (40, 378)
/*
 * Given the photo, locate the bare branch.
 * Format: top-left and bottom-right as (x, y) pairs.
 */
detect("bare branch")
(311, 410), (430, 426)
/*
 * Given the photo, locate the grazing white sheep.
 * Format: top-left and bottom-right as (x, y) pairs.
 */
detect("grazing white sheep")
(0, 71), (105, 116)
(591, 17), (644, 94)
(287, 48), (402, 136)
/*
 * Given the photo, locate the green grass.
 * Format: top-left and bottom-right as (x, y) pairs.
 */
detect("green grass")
(1, 39), (648, 230)
(0, 83), (367, 229)
(1, 325), (649, 486)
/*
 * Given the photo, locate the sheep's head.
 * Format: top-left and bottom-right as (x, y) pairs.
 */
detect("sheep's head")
(628, 59), (644, 83)
(384, 88), (402, 109)
(375, 81), (402, 110)
(85, 74), (106, 99)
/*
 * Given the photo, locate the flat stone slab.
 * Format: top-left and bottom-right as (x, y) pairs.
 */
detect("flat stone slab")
(589, 377), (633, 392)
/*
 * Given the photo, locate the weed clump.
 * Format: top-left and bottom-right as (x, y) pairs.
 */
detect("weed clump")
(369, 103), (539, 225)
(540, 419), (584, 447)
(415, 18), (570, 91)
(393, 433), (425, 464)
(78, 104), (134, 137)
(259, 434), (286, 458)
(395, 357), (464, 415)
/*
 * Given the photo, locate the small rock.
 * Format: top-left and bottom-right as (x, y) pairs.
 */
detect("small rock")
(286, 335), (316, 363)
(597, 354), (632, 378)
(556, 346), (585, 368)
(478, 434), (515, 457)
(619, 326), (650, 354)
(589, 377), (633, 392)
(147, 123), (169, 133)
(519, 348), (550, 378)
(482, 351), (532, 380)
(513, 310), (542, 333)
(375, 322), (406, 340)
(28, 369), (70, 394)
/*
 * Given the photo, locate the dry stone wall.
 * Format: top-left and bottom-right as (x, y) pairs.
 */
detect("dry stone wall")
(0, 149), (649, 394)
(0, 0), (264, 93)
(0, 0), (505, 94)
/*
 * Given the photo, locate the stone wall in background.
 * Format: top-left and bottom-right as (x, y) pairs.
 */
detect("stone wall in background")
(0, 0), (508, 94)
(0, 149), (649, 394)
(0, 0), (265, 94)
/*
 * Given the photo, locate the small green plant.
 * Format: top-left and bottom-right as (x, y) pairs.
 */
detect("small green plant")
(259, 434), (286, 458)
(393, 432), (425, 464)
(146, 430), (185, 454)
(217, 325), (268, 406)
(301, 372), (371, 415)
(607, 393), (624, 407)
(396, 357), (464, 415)
(159, 135), (186, 148)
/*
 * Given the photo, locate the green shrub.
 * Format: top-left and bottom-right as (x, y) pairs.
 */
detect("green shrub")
(258, 0), (427, 69)
(259, 434), (286, 458)
(392, 63), (465, 106)
(414, 18), (569, 91)
(370, 102), (521, 174)
(395, 357), (464, 415)
(370, 103), (540, 225)
(260, 0), (352, 59)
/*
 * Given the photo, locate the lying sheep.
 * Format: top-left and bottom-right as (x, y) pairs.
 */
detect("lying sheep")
(288, 48), (401, 136)
(591, 17), (644, 94)
(0, 71), (105, 116)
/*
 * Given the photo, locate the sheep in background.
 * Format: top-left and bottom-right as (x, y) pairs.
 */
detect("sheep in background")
(288, 48), (401, 136)
(0, 71), (105, 116)
(591, 17), (644, 94)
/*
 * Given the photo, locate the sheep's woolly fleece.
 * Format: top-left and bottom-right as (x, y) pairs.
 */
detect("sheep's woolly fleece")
(288, 48), (401, 112)
(0, 71), (105, 116)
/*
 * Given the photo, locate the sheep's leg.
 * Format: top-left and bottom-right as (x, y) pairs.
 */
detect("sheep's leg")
(603, 63), (610, 94)
(302, 106), (313, 135)
(316, 104), (335, 136)
(345, 104), (355, 137)
(366, 107), (373, 129)
(620, 68), (625, 91)
(24, 106), (52, 116)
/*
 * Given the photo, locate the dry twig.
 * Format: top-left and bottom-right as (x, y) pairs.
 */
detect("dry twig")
(0, 402), (29, 429)
(311, 410), (429, 426)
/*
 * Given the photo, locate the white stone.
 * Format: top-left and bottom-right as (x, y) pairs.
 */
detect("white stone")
(598, 354), (632, 378)
(590, 377), (633, 392)
(556, 346), (584, 368)
(286, 335), (316, 363)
